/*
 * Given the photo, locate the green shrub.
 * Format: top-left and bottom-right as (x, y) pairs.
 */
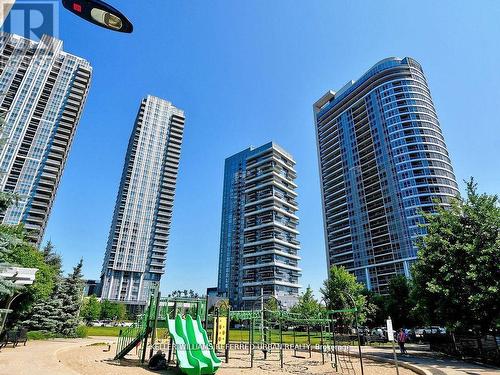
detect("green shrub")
(75, 325), (88, 338)
(27, 330), (60, 340)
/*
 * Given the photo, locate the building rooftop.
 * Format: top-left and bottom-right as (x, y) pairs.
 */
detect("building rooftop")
(313, 57), (422, 117)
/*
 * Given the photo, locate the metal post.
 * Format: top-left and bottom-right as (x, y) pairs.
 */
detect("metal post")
(250, 314), (254, 368)
(391, 336), (400, 375)
(141, 294), (154, 363)
(225, 305), (230, 363)
(260, 286), (265, 359)
(247, 318), (251, 355)
(307, 324), (312, 358)
(149, 291), (161, 359)
(263, 308), (268, 360)
(354, 307), (364, 375)
(320, 323), (325, 364)
(279, 314), (284, 369)
(167, 336), (174, 365)
(332, 318), (338, 371)
(0, 293), (22, 336)
(388, 316), (400, 375)
(214, 308), (220, 353)
(204, 295), (209, 328)
(293, 325), (297, 357)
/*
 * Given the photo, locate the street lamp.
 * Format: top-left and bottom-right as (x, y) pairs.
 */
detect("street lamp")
(61, 0), (133, 33)
(0, 267), (38, 335)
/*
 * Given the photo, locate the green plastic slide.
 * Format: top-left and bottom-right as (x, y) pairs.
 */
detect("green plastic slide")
(167, 314), (221, 375)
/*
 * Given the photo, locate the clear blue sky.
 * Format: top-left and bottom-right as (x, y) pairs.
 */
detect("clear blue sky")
(41, 1), (499, 297)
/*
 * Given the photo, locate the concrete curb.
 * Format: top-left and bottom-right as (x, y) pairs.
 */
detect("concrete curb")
(362, 353), (433, 375)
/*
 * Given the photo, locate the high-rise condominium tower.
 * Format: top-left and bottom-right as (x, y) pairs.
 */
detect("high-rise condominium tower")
(0, 33), (92, 245)
(100, 96), (185, 308)
(217, 142), (301, 310)
(314, 57), (459, 293)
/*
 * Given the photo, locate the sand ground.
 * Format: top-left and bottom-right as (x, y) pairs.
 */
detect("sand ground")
(55, 339), (416, 375)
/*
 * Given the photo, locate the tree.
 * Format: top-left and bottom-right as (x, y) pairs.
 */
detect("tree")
(290, 286), (321, 318)
(24, 259), (84, 336)
(385, 275), (414, 328)
(412, 179), (500, 334)
(22, 283), (63, 332)
(41, 241), (62, 278)
(264, 297), (279, 311)
(57, 259), (84, 336)
(362, 289), (386, 328)
(3, 225), (56, 301)
(100, 300), (127, 320)
(321, 265), (368, 326)
(80, 295), (101, 324)
(0, 226), (22, 297)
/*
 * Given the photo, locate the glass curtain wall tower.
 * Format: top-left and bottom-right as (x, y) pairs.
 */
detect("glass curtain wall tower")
(217, 142), (301, 310)
(100, 96), (185, 309)
(314, 57), (459, 293)
(0, 32), (92, 245)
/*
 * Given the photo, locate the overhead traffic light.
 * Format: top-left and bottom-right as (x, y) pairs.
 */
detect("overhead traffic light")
(62, 0), (133, 33)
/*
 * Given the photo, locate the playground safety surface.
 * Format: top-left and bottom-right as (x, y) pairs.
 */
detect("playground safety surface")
(55, 341), (419, 375)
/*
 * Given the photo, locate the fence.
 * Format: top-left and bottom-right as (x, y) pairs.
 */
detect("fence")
(427, 333), (500, 366)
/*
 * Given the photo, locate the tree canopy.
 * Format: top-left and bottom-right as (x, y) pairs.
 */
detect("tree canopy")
(80, 295), (102, 323)
(412, 179), (500, 334)
(100, 300), (127, 320)
(321, 265), (368, 326)
(290, 286), (322, 318)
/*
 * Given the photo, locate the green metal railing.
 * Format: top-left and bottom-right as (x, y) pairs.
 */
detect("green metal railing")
(115, 286), (159, 359)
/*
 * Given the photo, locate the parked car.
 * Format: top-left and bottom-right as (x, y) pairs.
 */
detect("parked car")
(414, 326), (446, 341)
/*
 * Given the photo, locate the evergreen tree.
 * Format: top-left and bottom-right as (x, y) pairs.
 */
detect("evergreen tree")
(23, 259), (84, 336)
(41, 241), (62, 277)
(22, 283), (63, 332)
(58, 259), (84, 336)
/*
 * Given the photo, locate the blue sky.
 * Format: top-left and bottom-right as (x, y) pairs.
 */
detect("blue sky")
(37, 1), (499, 297)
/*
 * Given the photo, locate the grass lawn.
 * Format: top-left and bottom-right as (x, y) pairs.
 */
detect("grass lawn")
(85, 326), (373, 347)
(86, 326), (123, 337)
(85, 326), (331, 344)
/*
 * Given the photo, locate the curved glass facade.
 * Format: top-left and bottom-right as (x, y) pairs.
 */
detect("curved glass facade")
(314, 57), (459, 293)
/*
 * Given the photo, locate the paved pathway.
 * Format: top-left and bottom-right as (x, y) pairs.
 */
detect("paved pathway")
(362, 345), (500, 375)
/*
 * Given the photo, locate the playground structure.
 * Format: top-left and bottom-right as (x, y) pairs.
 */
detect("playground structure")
(114, 286), (365, 375)
(222, 305), (364, 372)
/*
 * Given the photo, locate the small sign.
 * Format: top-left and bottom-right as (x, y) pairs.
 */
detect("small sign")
(386, 318), (394, 341)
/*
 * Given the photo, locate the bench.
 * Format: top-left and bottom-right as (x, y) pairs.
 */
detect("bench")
(0, 328), (28, 348)
(366, 335), (387, 345)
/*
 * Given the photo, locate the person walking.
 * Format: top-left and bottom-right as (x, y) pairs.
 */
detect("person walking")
(397, 328), (408, 354)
